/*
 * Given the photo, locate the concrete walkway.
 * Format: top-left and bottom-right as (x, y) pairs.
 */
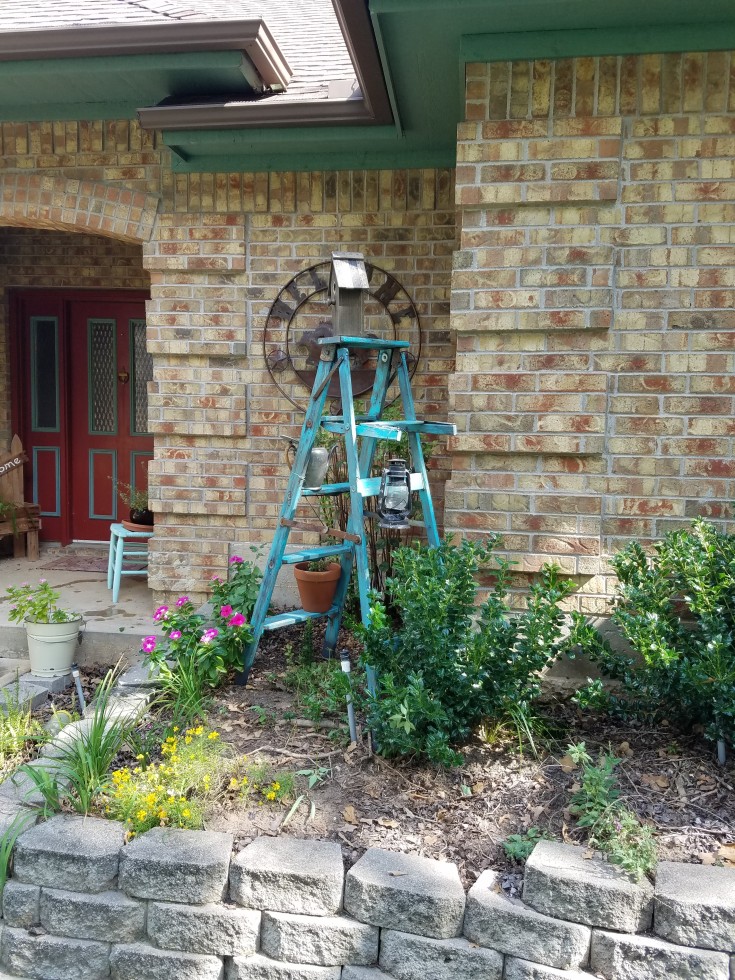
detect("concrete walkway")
(0, 544), (155, 670)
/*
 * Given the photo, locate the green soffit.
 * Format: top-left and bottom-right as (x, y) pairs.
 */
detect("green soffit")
(1, 0), (734, 170)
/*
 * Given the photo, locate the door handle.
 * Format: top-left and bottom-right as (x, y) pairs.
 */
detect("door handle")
(118, 368), (130, 384)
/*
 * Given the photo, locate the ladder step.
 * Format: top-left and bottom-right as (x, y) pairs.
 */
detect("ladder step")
(263, 607), (339, 630)
(281, 545), (353, 565)
(317, 335), (409, 351)
(357, 472), (426, 496)
(302, 482), (350, 497)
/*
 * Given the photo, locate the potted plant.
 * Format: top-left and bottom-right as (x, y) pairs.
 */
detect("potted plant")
(6, 580), (82, 677)
(117, 481), (154, 530)
(293, 558), (341, 613)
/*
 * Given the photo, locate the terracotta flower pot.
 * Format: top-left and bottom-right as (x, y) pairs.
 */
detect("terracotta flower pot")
(293, 561), (341, 613)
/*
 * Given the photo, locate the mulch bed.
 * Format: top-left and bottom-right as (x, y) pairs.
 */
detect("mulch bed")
(40, 630), (735, 888)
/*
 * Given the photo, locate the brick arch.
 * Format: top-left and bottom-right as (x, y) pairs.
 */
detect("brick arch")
(0, 174), (159, 244)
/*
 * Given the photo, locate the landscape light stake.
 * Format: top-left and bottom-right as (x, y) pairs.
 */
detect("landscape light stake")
(340, 648), (358, 744)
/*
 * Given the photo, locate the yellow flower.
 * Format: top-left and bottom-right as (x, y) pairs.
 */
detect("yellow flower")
(229, 778), (239, 790)
(207, 731), (220, 740)
(136, 810), (147, 822)
(182, 808), (191, 818)
(136, 754), (145, 761)
(172, 726), (179, 732)
(266, 791), (276, 801)
(272, 782), (280, 791)
(184, 736), (192, 745)
(133, 768), (141, 775)
(241, 776), (249, 786)
(158, 810), (167, 820)
(194, 726), (204, 735)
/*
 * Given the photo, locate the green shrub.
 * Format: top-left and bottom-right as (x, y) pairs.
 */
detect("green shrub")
(573, 518), (735, 746)
(360, 537), (582, 766)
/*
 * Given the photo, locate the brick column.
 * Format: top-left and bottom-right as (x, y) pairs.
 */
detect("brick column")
(447, 54), (735, 612)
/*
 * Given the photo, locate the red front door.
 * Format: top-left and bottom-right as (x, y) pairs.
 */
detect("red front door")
(11, 290), (153, 544)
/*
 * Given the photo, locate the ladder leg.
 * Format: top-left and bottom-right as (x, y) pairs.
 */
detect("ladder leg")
(323, 349), (367, 658)
(238, 349), (337, 685)
(396, 353), (441, 548)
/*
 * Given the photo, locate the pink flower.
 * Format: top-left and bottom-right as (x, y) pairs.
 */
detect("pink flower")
(141, 635), (157, 653)
(175, 596), (190, 607)
(211, 575), (222, 583)
(201, 628), (219, 644)
(39, 579), (47, 584)
(229, 555), (243, 565)
(227, 613), (247, 627)
(153, 605), (169, 622)
(169, 630), (182, 640)
(220, 604), (233, 619)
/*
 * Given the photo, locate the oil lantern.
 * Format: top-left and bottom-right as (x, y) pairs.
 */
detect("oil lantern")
(377, 459), (412, 530)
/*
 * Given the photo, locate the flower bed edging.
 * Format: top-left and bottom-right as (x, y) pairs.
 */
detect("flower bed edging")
(1, 816), (734, 980)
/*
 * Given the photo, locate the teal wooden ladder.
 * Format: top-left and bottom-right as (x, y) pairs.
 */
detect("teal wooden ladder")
(237, 335), (456, 685)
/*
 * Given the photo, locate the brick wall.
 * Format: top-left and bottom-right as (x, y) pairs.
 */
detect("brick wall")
(147, 169), (455, 599)
(448, 52), (735, 612)
(0, 119), (455, 601)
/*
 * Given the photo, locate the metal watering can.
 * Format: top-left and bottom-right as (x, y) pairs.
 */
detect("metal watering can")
(283, 438), (339, 490)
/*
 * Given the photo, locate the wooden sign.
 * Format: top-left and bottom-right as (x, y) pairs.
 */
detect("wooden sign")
(0, 453), (25, 480)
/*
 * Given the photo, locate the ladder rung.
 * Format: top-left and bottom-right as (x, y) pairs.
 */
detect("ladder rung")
(357, 472), (426, 496)
(358, 420), (457, 437)
(302, 482), (350, 497)
(321, 421), (348, 435)
(263, 607), (339, 630)
(355, 423), (403, 442)
(317, 335), (409, 351)
(281, 545), (353, 565)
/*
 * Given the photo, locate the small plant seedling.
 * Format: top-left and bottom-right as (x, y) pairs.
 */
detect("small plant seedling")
(296, 765), (331, 789)
(503, 827), (550, 862)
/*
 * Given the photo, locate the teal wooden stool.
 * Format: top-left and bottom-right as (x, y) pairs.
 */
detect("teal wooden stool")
(107, 523), (153, 603)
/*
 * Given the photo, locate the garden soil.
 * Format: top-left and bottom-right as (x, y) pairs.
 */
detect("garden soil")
(42, 626), (735, 889)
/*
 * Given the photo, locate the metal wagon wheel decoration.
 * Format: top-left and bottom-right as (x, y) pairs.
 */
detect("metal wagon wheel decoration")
(263, 261), (421, 412)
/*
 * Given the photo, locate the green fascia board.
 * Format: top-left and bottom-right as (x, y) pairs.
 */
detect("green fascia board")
(461, 22), (735, 64)
(166, 135), (455, 173)
(0, 50), (253, 122)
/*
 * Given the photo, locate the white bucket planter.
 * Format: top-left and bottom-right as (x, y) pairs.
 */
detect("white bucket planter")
(24, 617), (83, 677)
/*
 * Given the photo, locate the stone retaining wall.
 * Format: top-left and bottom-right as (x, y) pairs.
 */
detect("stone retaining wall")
(0, 816), (733, 980)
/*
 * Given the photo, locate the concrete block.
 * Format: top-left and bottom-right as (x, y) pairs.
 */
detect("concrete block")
(83, 691), (150, 725)
(379, 930), (503, 980)
(230, 837), (343, 915)
(0, 759), (67, 807)
(40, 887), (145, 943)
(0, 802), (37, 837)
(225, 953), (341, 979)
(504, 958), (598, 980)
(13, 814), (124, 892)
(116, 663), (160, 688)
(344, 848), (465, 939)
(2, 882), (40, 928)
(110, 942), (223, 980)
(1, 927), (109, 980)
(654, 861), (735, 952)
(21, 674), (73, 696)
(148, 901), (260, 956)
(119, 827), (233, 904)
(591, 929), (731, 980)
(261, 911), (378, 966)
(341, 969), (394, 980)
(524, 841), (654, 932)
(465, 869), (590, 969)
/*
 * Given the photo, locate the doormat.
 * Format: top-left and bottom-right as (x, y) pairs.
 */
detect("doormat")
(40, 556), (109, 573)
